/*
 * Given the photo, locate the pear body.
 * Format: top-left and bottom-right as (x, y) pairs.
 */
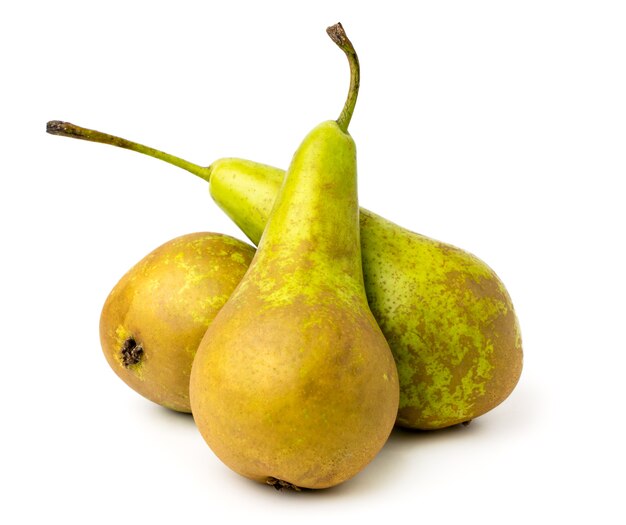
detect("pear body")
(100, 232), (255, 412)
(190, 122), (399, 489)
(359, 211), (522, 428)
(208, 162), (522, 429)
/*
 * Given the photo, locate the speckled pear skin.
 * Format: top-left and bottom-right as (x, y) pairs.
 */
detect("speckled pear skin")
(360, 211), (522, 429)
(99, 232), (255, 412)
(209, 162), (522, 429)
(189, 122), (399, 489)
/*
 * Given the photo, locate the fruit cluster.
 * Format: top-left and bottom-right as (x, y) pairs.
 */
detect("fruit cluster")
(47, 23), (522, 490)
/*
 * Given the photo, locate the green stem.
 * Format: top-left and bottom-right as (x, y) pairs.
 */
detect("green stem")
(326, 22), (360, 133)
(45, 121), (212, 182)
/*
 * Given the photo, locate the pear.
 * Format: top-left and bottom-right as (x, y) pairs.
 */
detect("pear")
(100, 232), (254, 412)
(209, 169), (523, 429)
(47, 42), (522, 432)
(189, 24), (398, 489)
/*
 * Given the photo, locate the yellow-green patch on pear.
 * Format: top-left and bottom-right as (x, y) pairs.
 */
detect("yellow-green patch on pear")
(100, 232), (255, 412)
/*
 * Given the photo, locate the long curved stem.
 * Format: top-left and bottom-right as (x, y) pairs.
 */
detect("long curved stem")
(47, 24), (360, 174)
(46, 121), (212, 182)
(326, 23), (360, 133)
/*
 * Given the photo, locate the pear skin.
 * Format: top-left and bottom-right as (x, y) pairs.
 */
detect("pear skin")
(99, 232), (255, 412)
(189, 120), (399, 489)
(359, 212), (522, 429)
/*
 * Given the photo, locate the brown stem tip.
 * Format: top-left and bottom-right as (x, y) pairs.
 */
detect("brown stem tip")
(326, 22), (350, 49)
(266, 477), (302, 491)
(47, 120), (77, 137)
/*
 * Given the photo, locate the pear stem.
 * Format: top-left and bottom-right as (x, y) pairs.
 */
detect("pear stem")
(45, 121), (212, 182)
(326, 23), (360, 133)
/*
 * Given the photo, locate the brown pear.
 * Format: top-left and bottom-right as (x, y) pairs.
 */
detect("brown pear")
(189, 24), (399, 489)
(99, 232), (255, 412)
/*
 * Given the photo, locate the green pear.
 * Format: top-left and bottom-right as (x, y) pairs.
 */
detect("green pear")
(100, 232), (254, 412)
(47, 39), (522, 432)
(210, 166), (523, 429)
(189, 24), (398, 489)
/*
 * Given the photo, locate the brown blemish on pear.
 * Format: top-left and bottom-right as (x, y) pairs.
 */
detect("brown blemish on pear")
(120, 337), (144, 367)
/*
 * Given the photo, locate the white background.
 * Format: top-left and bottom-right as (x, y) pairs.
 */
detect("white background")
(2, 1), (625, 523)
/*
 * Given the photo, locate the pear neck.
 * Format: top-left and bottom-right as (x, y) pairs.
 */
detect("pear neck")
(257, 121), (361, 278)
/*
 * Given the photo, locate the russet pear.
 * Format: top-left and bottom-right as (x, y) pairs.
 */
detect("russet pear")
(189, 24), (399, 489)
(100, 232), (254, 412)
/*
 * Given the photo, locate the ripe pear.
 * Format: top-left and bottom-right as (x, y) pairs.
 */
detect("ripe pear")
(212, 171), (522, 428)
(189, 24), (398, 489)
(100, 232), (254, 412)
(47, 40), (522, 432)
